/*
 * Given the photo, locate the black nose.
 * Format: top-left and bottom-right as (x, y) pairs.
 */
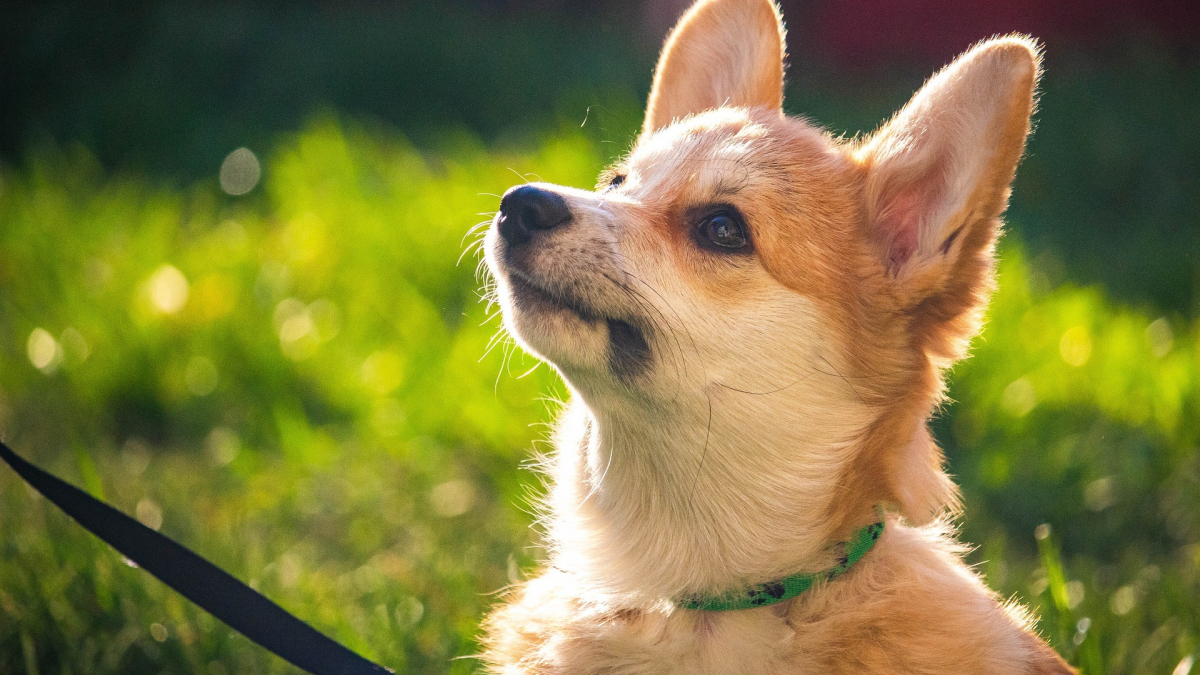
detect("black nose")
(498, 185), (571, 246)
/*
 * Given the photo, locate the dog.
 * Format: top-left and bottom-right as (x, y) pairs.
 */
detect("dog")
(479, 0), (1074, 672)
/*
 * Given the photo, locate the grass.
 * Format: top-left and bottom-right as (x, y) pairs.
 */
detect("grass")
(0, 118), (1197, 674)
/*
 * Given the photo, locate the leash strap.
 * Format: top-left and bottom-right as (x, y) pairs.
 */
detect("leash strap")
(0, 440), (392, 675)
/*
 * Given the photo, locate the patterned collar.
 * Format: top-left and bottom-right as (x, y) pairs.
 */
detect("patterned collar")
(676, 514), (885, 611)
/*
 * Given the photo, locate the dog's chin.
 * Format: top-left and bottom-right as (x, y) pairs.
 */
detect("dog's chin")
(500, 274), (651, 383)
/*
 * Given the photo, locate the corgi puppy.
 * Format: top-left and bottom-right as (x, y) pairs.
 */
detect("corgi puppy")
(480, 0), (1074, 672)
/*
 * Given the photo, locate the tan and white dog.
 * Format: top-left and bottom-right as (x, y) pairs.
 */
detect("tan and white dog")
(480, 0), (1074, 672)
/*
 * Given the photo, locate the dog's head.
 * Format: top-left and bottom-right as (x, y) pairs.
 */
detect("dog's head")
(484, 0), (1038, 562)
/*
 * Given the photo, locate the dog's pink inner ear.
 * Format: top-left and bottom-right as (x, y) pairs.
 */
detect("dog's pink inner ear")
(873, 152), (953, 273)
(877, 182), (934, 273)
(859, 37), (1041, 283)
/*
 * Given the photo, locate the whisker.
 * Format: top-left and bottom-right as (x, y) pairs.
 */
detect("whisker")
(457, 237), (488, 266)
(713, 367), (818, 396)
(686, 394), (713, 513)
(600, 269), (688, 396)
(480, 327), (509, 363)
(474, 256), (493, 285)
(624, 272), (691, 369)
(574, 419), (613, 514)
(619, 266), (701, 403)
(495, 338), (516, 393)
(461, 218), (494, 243)
(818, 355), (868, 405)
(479, 308), (504, 327)
(515, 361), (542, 379)
(506, 168), (534, 185)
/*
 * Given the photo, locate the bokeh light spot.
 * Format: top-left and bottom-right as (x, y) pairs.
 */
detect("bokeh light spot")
(1072, 616), (1090, 646)
(136, 498), (163, 531)
(184, 356), (219, 396)
(27, 328), (63, 373)
(1001, 377), (1037, 417)
(1084, 476), (1116, 511)
(273, 298), (306, 331)
(83, 257), (114, 291)
(60, 327), (90, 366)
(1110, 585), (1137, 615)
(1146, 317), (1174, 357)
(219, 147), (261, 196)
(1060, 325), (1092, 367)
(362, 351), (405, 394)
(280, 312), (314, 345)
(205, 427), (241, 466)
(308, 299), (342, 342)
(395, 597), (424, 628)
(255, 262), (293, 303)
(274, 297), (329, 360)
(148, 265), (190, 315)
(430, 479), (476, 518)
(121, 439), (152, 476)
(1066, 580), (1085, 609)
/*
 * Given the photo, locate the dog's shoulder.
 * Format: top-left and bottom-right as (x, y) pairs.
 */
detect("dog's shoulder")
(1022, 639), (1078, 675)
(786, 517), (1078, 675)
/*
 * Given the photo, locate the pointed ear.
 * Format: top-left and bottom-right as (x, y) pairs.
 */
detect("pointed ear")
(857, 36), (1041, 356)
(643, 0), (786, 134)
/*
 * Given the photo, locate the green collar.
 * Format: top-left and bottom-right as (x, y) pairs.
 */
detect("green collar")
(676, 516), (885, 611)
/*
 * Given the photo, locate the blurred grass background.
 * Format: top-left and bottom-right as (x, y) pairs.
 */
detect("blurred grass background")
(1, 1), (1198, 673)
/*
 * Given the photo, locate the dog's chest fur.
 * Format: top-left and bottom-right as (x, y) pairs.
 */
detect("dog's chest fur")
(484, 520), (1073, 675)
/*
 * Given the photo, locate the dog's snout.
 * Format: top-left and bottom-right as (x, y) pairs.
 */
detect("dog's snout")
(498, 185), (572, 246)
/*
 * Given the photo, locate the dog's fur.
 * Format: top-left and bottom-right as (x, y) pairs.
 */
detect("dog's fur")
(479, 0), (1075, 672)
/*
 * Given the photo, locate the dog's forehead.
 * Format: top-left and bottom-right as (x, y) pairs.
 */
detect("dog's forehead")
(627, 109), (774, 199)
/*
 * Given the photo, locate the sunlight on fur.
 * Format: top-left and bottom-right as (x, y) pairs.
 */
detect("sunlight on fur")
(478, 0), (1074, 672)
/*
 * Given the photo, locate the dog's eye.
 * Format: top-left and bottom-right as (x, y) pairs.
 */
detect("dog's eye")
(700, 213), (747, 249)
(607, 173), (626, 191)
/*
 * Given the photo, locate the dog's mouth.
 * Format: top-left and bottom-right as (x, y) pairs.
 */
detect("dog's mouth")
(506, 272), (652, 380)
(508, 272), (599, 322)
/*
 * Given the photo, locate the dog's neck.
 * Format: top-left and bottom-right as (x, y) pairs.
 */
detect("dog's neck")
(544, 389), (880, 603)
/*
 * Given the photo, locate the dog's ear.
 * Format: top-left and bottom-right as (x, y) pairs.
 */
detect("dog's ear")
(857, 37), (1040, 358)
(643, 0), (786, 134)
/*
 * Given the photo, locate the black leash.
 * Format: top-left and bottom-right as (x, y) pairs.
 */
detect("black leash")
(0, 440), (393, 675)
